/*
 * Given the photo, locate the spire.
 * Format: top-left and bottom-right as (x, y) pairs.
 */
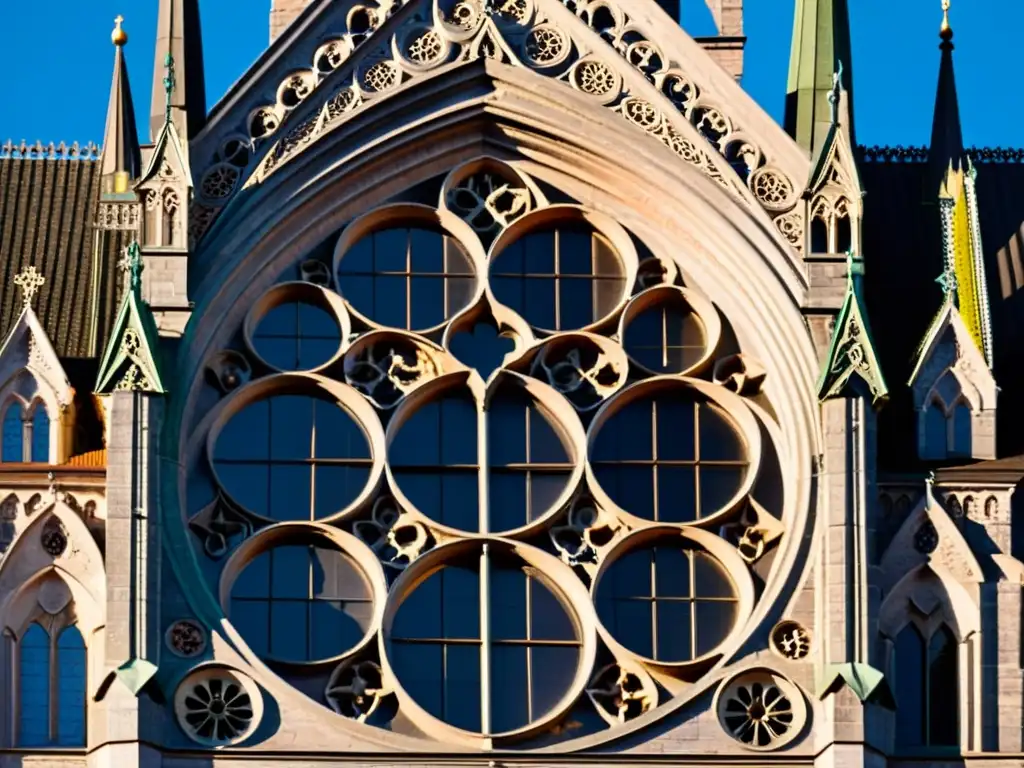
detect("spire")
(101, 16), (141, 196)
(817, 251), (888, 405)
(150, 0), (206, 142)
(785, 0), (855, 156)
(927, 0), (964, 194)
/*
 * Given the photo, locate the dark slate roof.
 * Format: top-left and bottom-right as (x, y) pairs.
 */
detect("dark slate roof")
(858, 146), (1024, 467)
(0, 155), (128, 358)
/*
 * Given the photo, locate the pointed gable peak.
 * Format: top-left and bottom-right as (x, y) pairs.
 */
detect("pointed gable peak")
(95, 243), (166, 395)
(817, 251), (888, 405)
(151, 0), (207, 142)
(785, 0), (855, 156)
(101, 15), (141, 197)
(807, 62), (859, 193)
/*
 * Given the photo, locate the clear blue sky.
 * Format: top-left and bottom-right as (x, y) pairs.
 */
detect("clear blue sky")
(0, 0), (1018, 148)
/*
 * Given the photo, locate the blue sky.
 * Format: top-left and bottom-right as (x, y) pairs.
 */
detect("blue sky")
(0, 0), (1019, 148)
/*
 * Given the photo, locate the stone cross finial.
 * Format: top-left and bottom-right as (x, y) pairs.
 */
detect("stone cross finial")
(828, 61), (845, 125)
(119, 241), (144, 290)
(163, 53), (176, 125)
(14, 266), (45, 306)
(936, 263), (958, 299)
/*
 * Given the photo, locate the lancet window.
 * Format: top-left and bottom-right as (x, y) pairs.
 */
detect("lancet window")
(893, 624), (959, 749)
(182, 159), (798, 750)
(1, 401), (50, 464)
(923, 372), (972, 459)
(16, 623), (87, 747)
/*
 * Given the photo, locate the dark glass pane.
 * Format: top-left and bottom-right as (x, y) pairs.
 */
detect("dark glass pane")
(488, 398), (527, 464)
(269, 464), (311, 520)
(656, 399), (696, 460)
(271, 546), (310, 598)
(232, 550), (270, 598)
(449, 323), (511, 378)
(440, 396), (477, 464)
(523, 232), (556, 273)
(599, 401), (653, 461)
(390, 403), (441, 465)
(19, 623), (50, 746)
(559, 278), (596, 329)
(409, 229), (444, 272)
(445, 644), (482, 732)
(656, 466), (697, 523)
(491, 645), (529, 732)
(229, 600), (269, 656)
(699, 403), (742, 460)
(693, 552), (734, 598)
(656, 601), (693, 661)
(490, 276), (523, 315)
(624, 309), (664, 371)
(270, 396), (313, 460)
(894, 626), (926, 747)
(215, 400), (268, 461)
(392, 471), (441, 521)
(270, 600), (308, 659)
(488, 472), (527, 532)
(373, 229), (409, 272)
(373, 275), (407, 328)
(315, 465), (370, 516)
(411, 276), (445, 328)
(528, 473), (571, 520)
(258, 338), (299, 370)
(298, 302), (337, 336)
(393, 569), (442, 639)
(31, 408), (49, 463)
(530, 577), (576, 641)
(56, 627), (86, 746)
(601, 598), (652, 658)
(655, 548), (691, 597)
(256, 302), (298, 336)
(315, 401), (369, 459)
(524, 279), (557, 329)
(595, 464), (654, 520)
(315, 548), (371, 600)
(216, 463), (268, 515)
(699, 466), (744, 517)
(694, 601), (735, 655)
(558, 229), (593, 274)
(310, 600), (367, 657)
(441, 472), (479, 531)
(529, 406), (568, 464)
(603, 549), (652, 598)
(443, 565), (481, 639)
(338, 237), (374, 273)
(952, 405), (972, 457)
(391, 642), (443, 718)
(928, 627), (959, 746)
(531, 646), (579, 720)
(924, 404), (947, 459)
(490, 566), (527, 640)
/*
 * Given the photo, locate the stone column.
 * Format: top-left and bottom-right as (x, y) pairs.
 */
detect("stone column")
(89, 392), (163, 768)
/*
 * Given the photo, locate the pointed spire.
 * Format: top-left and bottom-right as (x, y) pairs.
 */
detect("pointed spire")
(817, 251), (889, 405)
(101, 15), (141, 197)
(151, 0), (207, 142)
(927, 0), (964, 195)
(785, 0), (855, 156)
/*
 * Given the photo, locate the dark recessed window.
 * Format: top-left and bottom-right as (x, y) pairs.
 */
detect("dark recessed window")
(253, 302), (341, 370)
(490, 225), (625, 331)
(894, 623), (959, 749)
(230, 543), (373, 662)
(338, 228), (475, 330)
(596, 545), (736, 662)
(214, 395), (372, 520)
(624, 300), (707, 373)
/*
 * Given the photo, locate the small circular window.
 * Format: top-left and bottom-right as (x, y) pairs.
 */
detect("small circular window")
(229, 542), (374, 663)
(337, 227), (475, 331)
(590, 387), (748, 523)
(252, 301), (342, 371)
(595, 542), (737, 662)
(213, 394), (372, 521)
(387, 546), (581, 734)
(489, 224), (627, 331)
(624, 296), (708, 374)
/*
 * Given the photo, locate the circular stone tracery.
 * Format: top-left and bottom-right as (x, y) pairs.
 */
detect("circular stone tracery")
(186, 158), (795, 749)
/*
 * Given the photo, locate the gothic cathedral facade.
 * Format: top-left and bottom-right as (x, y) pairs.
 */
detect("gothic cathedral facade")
(0, 0), (1023, 766)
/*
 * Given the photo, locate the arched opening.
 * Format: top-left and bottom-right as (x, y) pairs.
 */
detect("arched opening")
(835, 213), (852, 254)
(923, 401), (947, 460)
(15, 622), (87, 747)
(162, 189), (180, 247)
(810, 216), (828, 253)
(2, 402), (23, 462)
(30, 407), (49, 463)
(18, 623), (50, 746)
(950, 402), (972, 457)
(893, 623), (959, 749)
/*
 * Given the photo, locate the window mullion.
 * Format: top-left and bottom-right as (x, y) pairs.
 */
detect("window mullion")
(479, 543), (491, 736)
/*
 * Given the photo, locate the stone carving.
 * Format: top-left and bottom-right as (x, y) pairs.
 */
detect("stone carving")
(300, 260), (333, 286)
(345, 339), (441, 408)
(99, 202), (141, 231)
(586, 662), (657, 725)
(353, 497), (433, 569)
(570, 59), (618, 98)
(362, 60), (401, 92)
(37, 576), (72, 615)
(985, 496), (998, 520)
(176, 670), (259, 746)
(635, 256), (678, 290)
(403, 27), (447, 66)
(531, 339), (625, 410)
(200, 164), (241, 201)
(524, 25), (569, 67)
(0, 139), (102, 161)
(0, 494), (17, 555)
(770, 621), (811, 660)
(773, 210), (804, 251)
(115, 364), (152, 392)
(445, 173), (531, 235)
(719, 500), (783, 564)
(206, 350), (253, 395)
(946, 495), (963, 520)
(718, 674), (797, 749)
(750, 167), (796, 212)
(326, 660), (389, 721)
(549, 498), (620, 567)
(167, 620), (208, 658)
(40, 517), (68, 558)
(713, 354), (767, 396)
(189, 495), (255, 559)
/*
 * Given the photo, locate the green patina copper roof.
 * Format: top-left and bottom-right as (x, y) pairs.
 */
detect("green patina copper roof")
(95, 242), (165, 394)
(785, 0), (855, 155)
(817, 252), (889, 406)
(818, 662), (895, 709)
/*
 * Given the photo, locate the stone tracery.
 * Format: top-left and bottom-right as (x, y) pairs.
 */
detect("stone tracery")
(182, 158), (802, 749)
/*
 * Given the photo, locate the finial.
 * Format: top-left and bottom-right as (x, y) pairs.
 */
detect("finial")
(119, 242), (144, 291)
(163, 53), (176, 125)
(940, 0), (953, 41)
(845, 248), (864, 280)
(828, 61), (845, 124)
(14, 266), (46, 307)
(936, 263), (958, 300)
(112, 15), (128, 46)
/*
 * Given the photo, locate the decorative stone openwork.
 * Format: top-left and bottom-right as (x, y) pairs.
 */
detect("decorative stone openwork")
(174, 666), (264, 747)
(714, 669), (806, 751)
(167, 619), (209, 658)
(182, 159), (791, 749)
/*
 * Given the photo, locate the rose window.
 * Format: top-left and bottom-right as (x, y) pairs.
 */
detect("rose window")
(184, 159), (803, 749)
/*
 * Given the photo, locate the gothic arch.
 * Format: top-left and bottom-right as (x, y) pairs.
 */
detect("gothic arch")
(879, 563), (979, 643)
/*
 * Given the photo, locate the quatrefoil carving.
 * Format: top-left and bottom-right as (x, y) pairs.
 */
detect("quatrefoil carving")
(325, 660), (390, 722)
(549, 498), (621, 569)
(586, 662), (658, 725)
(353, 497), (433, 569)
(345, 338), (443, 408)
(718, 499), (783, 564)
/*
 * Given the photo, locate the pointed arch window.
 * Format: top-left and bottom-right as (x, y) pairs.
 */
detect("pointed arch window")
(15, 623), (87, 747)
(1, 401), (51, 463)
(162, 189), (181, 247)
(922, 372), (975, 460)
(894, 623), (959, 749)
